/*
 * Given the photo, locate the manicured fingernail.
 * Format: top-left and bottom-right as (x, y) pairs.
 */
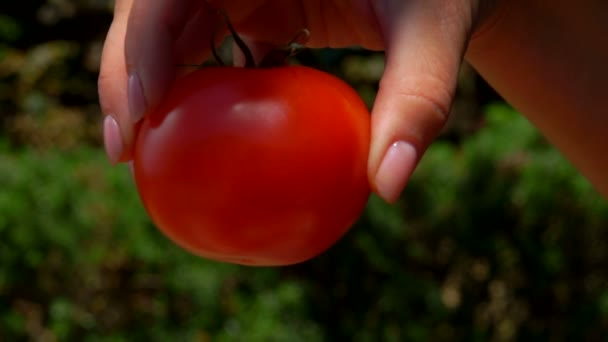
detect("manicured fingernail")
(128, 161), (135, 179)
(103, 115), (123, 165)
(128, 72), (146, 122)
(375, 141), (417, 203)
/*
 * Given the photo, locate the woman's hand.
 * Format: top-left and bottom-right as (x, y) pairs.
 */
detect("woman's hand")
(98, 0), (491, 203)
(99, 0), (608, 202)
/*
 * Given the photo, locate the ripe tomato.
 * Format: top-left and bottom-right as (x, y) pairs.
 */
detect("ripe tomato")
(132, 65), (370, 266)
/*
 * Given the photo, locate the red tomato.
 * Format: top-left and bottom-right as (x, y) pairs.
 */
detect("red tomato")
(132, 66), (370, 266)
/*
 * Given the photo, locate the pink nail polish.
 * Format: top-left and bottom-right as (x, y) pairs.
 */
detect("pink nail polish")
(128, 161), (134, 175)
(128, 161), (135, 180)
(103, 115), (124, 165)
(128, 72), (146, 122)
(375, 141), (417, 203)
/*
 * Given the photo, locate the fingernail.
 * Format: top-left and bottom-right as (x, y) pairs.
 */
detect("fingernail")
(128, 72), (146, 122)
(375, 141), (418, 203)
(103, 115), (124, 165)
(128, 161), (135, 179)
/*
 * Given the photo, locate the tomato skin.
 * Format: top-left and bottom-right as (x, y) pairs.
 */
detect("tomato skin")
(133, 66), (370, 266)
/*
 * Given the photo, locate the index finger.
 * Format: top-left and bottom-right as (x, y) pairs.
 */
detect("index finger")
(125, 0), (216, 122)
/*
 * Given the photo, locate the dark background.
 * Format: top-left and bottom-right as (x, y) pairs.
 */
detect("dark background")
(1, 1), (608, 341)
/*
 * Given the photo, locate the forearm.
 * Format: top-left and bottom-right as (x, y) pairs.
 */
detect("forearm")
(466, 0), (608, 198)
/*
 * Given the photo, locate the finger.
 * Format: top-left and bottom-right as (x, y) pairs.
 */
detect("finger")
(125, 0), (215, 122)
(98, 0), (134, 163)
(368, 0), (475, 203)
(172, 3), (226, 72)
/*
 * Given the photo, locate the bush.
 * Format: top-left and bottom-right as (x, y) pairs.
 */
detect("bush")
(1, 103), (607, 341)
(2, 2), (607, 340)
(0, 145), (323, 341)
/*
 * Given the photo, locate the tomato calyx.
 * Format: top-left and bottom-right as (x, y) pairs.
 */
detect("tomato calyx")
(177, 11), (309, 69)
(208, 10), (310, 68)
(258, 28), (310, 68)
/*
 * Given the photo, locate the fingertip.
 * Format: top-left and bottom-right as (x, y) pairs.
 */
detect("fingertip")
(372, 141), (418, 204)
(128, 161), (135, 180)
(367, 85), (451, 204)
(103, 115), (124, 165)
(102, 114), (137, 164)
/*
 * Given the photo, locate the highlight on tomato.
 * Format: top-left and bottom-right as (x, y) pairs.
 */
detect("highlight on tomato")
(131, 15), (371, 266)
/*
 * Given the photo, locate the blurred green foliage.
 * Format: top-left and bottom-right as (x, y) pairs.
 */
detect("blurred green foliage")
(1, 1), (608, 341)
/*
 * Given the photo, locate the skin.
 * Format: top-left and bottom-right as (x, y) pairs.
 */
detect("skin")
(98, 0), (608, 203)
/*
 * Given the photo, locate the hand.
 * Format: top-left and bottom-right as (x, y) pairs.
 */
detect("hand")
(98, 0), (498, 203)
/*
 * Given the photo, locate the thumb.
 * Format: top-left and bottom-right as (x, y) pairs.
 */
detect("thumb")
(368, 0), (474, 203)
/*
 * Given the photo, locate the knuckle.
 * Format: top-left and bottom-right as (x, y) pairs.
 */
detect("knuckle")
(376, 73), (455, 149)
(381, 73), (454, 121)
